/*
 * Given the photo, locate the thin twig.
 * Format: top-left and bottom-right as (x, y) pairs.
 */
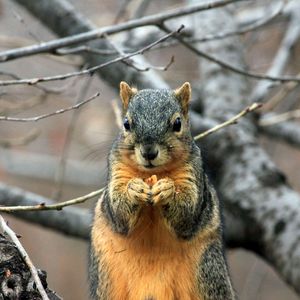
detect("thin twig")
(0, 215), (50, 300)
(0, 103), (262, 211)
(0, 27), (183, 87)
(160, 24), (300, 83)
(52, 74), (93, 200)
(250, 2), (300, 101)
(0, 92), (100, 122)
(194, 103), (262, 140)
(0, 0), (242, 62)
(154, 0), (285, 49)
(0, 70), (77, 94)
(0, 188), (104, 212)
(104, 34), (174, 72)
(259, 109), (300, 126)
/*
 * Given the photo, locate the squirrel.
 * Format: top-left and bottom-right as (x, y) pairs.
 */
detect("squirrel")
(89, 81), (235, 300)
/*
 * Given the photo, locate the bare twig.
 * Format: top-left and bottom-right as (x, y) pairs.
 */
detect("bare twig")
(0, 92), (99, 122)
(0, 215), (50, 300)
(104, 34), (174, 72)
(52, 75), (93, 200)
(0, 70), (78, 94)
(0, 27), (182, 87)
(154, 0), (285, 49)
(259, 109), (300, 126)
(0, 188), (104, 212)
(194, 103), (262, 140)
(0, 0), (241, 62)
(160, 24), (300, 83)
(250, 2), (300, 101)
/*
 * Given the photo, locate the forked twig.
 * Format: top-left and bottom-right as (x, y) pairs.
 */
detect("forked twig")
(194, 103), (262, 140)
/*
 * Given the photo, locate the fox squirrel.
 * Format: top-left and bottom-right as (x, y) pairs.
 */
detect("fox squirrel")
(89, 82), (235, 300)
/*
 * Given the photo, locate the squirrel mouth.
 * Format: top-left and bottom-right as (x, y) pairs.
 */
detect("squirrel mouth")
(144, 161), (155, 169)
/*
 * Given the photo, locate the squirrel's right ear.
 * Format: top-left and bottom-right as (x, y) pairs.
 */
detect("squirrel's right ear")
(174, 82), (191, 116)
(120, 81), (137, 110)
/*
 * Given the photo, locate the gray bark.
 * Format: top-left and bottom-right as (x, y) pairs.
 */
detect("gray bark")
(0, 183), (91, 239)
(6, 0), (300, 295)
(259, 121), (300, 149)
(189, 0), (300, 294)
(13, 0), (169, 89)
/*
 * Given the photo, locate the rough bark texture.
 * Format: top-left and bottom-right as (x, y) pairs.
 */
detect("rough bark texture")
(188, 0), (300, 294)
(0, 234), (61, 299)
(7, 0), (300, 295)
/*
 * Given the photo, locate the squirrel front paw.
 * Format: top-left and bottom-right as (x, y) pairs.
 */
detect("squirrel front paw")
(127, 178), (151, 204)
(151, 178), (175, 206)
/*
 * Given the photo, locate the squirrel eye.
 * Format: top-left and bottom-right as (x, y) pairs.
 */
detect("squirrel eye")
(173, 117), (181, 132)
(123, 117), (130, 131)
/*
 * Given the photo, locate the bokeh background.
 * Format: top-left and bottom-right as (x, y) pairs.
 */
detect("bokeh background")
(1, 0), (300, 299)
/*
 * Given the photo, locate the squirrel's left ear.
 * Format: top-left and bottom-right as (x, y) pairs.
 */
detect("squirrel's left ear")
(120, 81), (137, 110)
(174, 82), (191, 116)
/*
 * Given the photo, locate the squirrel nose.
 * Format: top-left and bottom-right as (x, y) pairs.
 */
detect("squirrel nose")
(141, 144), (158, 161)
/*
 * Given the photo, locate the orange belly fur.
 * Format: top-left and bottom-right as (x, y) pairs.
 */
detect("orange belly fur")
(92, 200), (210, 300)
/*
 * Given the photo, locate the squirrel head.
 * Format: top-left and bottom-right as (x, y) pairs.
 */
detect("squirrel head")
(118, 81), (193, 171)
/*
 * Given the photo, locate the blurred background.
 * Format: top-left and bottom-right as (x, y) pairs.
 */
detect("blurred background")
(0, 0), (300, 299)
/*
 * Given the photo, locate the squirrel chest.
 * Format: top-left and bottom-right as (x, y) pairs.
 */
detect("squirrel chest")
(92, 198), (207, 300)
(89, 82), (235, 300)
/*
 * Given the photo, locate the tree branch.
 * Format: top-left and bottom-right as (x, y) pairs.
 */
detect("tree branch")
(0, 27), (182, 87)
(0, 182), (91, 239)
(189, 0), (300, 294)
(3, 0), (242, 62)
(0, 216), (49, 300)
(0, 92), (100, 121)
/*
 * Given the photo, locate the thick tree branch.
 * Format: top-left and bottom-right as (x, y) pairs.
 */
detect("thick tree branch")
(259, 119), (300, 149)
(0, 216), (49, 300)
(189, 0), (300, 294)
(3, 0), (242, 62)
(0, 182), (91, 239)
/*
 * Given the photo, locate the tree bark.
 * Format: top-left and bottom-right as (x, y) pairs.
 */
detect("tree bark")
(0, 234), (62, 299)
(8, 0), (300, 295)
(188, 0), (300, 294)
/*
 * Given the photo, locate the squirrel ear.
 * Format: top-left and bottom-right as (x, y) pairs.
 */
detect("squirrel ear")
(120, 81), (137, 110)
(174, 82), (191, 116)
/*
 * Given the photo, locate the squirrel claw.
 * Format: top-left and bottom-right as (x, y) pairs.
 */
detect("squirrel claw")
(127, 178), (151, 204)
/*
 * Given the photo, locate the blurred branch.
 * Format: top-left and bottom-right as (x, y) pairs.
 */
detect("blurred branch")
(259, 110), (300, 126)
(259, 119), (300, 149)
(3, 0), (241, 62)
(0, 149), (104, 186)
(0, 27), (182, 87)
(0, 215), (50, 300)
(263, 74), (300, 111)
(250, 2), (300, 102)
(160, 23), (300, 83)
(189, 0), (300, 294)
(0, 92), (99, 122)
(52, 75), (93, 199)
(0, 129), (40, 148)
(0, 182), (91, 239)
